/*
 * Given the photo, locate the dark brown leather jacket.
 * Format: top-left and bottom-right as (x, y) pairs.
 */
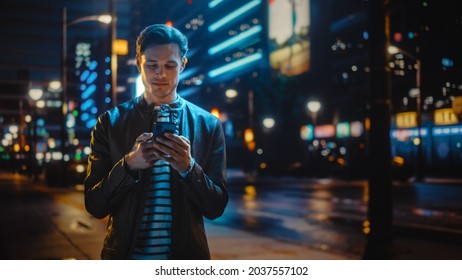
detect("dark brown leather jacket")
(84, 95), (228, 259)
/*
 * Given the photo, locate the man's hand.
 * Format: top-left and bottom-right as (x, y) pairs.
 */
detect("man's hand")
(124, 132), (161, 170)
(154, 132), (192, 173)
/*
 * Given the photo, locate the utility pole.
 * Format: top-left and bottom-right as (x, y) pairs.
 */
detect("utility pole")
(110, 0), (118, 107)
(415, 52), (423, 181)
(363, 0), (394, 259)
(60, 7), (69, 187)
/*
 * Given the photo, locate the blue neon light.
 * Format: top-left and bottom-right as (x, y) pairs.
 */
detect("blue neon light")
(208, 0), (261, 32)
(87, 72), (98, 84)
(363, 31), (369, 40)
(81, 84), (96, 100)
(180, 66), (199, 80)
(81, 112), (90, 121)
(80, 70), (90, 82)
(433, 125), (462, 136)
(208, 0), (226, 8)
(178, 87), (200, 98)
(208, 52), (262, 78)
(208, 25), (262, 55)
(89, 60), (98, 71)
(86, 119), (97, 129)
(442, 57), (454, 68)
(37, 118), (45, 127)
(81, 99), (95, 111)
(391, 128), (428, 139)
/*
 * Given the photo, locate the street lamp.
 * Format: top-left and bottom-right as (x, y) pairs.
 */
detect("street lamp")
(307, 100), (321, 126)
(387, 45), (423, 181)
(61, 7), (112, 157)
(262, 117), (275, 129)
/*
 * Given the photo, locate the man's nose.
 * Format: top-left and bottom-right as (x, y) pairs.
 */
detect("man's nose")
(155, 67), (166, 76)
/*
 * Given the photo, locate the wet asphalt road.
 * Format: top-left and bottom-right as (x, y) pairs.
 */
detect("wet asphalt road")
(215, 176), (462, 259)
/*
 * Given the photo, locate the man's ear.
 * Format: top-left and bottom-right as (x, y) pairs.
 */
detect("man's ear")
(180, 57), (188, 72)
(135, 55), (141, 72)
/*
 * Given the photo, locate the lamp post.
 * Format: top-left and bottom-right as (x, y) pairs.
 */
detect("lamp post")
(307, 101), (321, 164)
(61, 7), (112, 185)
(28, 88), (43, 181)
(388, 45), (423, 181)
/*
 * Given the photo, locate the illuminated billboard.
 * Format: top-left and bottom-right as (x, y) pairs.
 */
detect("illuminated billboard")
(300, 124), (314, 141)
(336, 122), (350, 138)
(268, 0), (310, 76)
(314, 124), (335, 139)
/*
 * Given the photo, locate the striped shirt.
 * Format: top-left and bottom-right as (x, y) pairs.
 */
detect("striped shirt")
(131, 108), (175, 260)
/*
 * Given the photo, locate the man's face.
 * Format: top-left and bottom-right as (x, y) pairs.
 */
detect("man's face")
(137, 43), (186, 104)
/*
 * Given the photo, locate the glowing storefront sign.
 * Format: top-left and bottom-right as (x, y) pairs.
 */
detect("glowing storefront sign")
(300, 124), (314, 141)
(434, 108), (458, 126)
(314, 125), (335, 139)
(396, 111), (417, 128)
(350, 121), (363, 137)
(336, 122), (350, 138)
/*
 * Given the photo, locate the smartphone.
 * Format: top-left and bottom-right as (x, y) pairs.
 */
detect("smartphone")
(153, 122), (177, 158)
(153, 122), (177, 140)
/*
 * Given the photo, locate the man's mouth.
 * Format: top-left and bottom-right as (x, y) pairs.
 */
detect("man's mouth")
(153, 82), (168, 87)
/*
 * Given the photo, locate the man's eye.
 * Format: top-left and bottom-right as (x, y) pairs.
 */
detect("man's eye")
(166, 65), (176, 69)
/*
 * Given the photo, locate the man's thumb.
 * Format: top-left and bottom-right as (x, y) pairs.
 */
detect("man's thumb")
(136, 132), (153, 143)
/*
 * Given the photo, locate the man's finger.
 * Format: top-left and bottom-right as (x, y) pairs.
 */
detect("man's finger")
(164, 133), (190, 144)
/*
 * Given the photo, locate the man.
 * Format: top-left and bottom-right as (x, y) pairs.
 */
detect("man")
(84, 24), (228, 260)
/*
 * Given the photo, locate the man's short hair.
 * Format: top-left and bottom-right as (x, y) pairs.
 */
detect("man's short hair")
(136, 24), (188, 58)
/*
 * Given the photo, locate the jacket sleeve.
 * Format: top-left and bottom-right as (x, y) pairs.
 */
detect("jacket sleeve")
(182, 117), (228, 220)
(84, 113), (138, 219)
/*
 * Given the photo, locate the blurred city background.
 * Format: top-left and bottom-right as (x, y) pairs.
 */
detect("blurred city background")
(0, 0), (462, 260)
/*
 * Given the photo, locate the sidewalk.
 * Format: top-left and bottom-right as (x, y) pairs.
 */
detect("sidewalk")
(0, 171), (353, 260)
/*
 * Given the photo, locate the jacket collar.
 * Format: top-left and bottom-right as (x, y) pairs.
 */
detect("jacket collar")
(135, 94), (185, 112)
